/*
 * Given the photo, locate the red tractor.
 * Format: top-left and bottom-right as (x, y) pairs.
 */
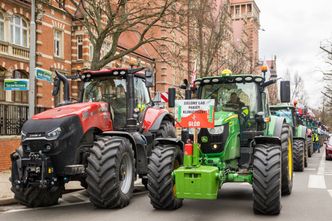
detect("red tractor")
(10, 68), (176, 208)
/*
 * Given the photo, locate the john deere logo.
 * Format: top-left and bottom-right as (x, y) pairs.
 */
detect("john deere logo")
(201, 136), (208, 143)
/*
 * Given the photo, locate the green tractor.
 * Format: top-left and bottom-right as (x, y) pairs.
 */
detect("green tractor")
(147, 72), (293, 215)
(270, 103), (308, 171)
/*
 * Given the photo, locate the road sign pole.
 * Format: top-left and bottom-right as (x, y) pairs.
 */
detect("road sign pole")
(28, 0), (36, 118)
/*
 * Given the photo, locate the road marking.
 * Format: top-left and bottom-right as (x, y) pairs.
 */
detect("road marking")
(329, 190), (332, 198)
(308, 153), (327, 189)
(308, 175), (327, 189)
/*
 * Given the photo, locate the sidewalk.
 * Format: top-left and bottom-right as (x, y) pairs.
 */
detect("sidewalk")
(0, 170), (15, 205)
(0, 170), (82, 206)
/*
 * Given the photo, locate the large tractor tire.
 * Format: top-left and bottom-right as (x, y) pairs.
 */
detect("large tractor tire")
(281, 124), (293, 196)
(304, 140), (308, 168)
(293, 139), (305, 172)
(147, 144), (183, 210)
(307, 138), (313, 157)
(156, 120), (176, 138)
(253, 143), (282, 215)
(86, 136), (134, 208)
(11, 147), (63, 207)
(142, 120), (176, 189)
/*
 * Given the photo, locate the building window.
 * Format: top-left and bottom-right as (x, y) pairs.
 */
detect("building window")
(13, 70), (28, 103)
(77, 35), (83, 60)
(10, 15), (28, 47)
(0, 12), (4, 41)
(54, 29), (63, 57)
(235, 6), (240, 15)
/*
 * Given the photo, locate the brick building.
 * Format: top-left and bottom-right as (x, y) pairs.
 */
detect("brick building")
(0, 0), (157, 171)
(0, 0), (262, 171)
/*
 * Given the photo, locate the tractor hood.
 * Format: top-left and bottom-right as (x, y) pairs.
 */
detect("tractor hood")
(33, 102), (108, 120)
(214, 110), (238, 126)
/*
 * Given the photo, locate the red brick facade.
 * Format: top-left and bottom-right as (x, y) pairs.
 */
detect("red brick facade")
(0, 137), (20, 171)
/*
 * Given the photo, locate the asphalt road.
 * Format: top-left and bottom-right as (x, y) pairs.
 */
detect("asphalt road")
(1, 150), (332, 221)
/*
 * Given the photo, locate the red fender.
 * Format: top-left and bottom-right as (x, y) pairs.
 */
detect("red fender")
(142, 107), (170, 132)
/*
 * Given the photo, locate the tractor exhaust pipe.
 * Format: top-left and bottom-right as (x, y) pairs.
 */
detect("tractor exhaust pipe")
(54, 70), (70, 104)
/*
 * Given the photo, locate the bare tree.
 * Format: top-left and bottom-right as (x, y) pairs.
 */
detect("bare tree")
(320, 39), (332, 127)
(54, 0), (178, 70)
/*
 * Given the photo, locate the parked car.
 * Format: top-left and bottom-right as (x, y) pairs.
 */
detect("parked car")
(325, 137), (332, 160)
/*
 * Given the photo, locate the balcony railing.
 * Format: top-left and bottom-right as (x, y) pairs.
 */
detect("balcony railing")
(0, 41), (29, 60)
(0, 103), (49, 136)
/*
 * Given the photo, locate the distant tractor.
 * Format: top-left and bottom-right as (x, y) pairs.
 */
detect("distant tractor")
(11, 68), (176, 208)
(147, 70), (293, 215)
(270, 103), (308, 171)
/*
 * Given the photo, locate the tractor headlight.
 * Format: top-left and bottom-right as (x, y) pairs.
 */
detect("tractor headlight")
(46, 127), (62, 140)
(207, 125), (224, 134)
(21, 131), (27, 141)
(189, 128), (201, 134)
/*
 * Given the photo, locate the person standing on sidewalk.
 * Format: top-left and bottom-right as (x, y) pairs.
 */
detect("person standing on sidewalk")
(313, 131), (320, 153)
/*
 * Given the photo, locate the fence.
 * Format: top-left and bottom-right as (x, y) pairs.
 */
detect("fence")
(0, 103), (49, 135)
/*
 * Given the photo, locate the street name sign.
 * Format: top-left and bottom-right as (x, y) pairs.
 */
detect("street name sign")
(4, 79), (29, 91)
(35, 67), (53, 82)
(175, 99), (215, 128)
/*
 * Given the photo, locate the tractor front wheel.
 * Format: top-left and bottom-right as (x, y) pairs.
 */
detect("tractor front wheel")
(86, 136), (134, 208)
(253, 143), (282, 215)
(147, 144), (183, 210)
(293, 139), (305, 172)
(156, 120), (176, 138)
(281, 124), (293, 196)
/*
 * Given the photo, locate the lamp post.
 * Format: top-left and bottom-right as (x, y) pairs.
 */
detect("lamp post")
(28, 0), (36, 118)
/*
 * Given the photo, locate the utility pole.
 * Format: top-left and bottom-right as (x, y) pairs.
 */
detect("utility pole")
(28, 0), (36, 118)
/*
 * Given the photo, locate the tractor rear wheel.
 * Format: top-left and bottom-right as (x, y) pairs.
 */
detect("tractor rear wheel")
(307, 138), (313, 157)
(253, 143), (282, 215)
(11, 147), (63, 207)
(281, 124), (293, 196)
(86, 136), (134, 208)
(293, 139), (305, 172)
(156, 120), (176, 138)
(147, 144), (183, 210)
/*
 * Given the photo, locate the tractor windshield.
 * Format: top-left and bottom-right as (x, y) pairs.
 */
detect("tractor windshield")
(271, 108), (293, 125)
(83, 76), (127, 128)
(200, 82), (258, 118)
(83, 77), (127, 103)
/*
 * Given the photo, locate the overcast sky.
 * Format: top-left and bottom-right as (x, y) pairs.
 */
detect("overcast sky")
(256, 0), (332, 108)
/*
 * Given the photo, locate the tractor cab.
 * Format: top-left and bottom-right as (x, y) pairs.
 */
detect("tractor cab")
(194, 75), (269, 155)
(79, 68), (153, 130)
(270, 104), (296, 129)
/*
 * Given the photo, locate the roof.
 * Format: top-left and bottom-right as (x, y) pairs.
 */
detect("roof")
(195, 74), (264, 85)
(81, 68), (146, 79)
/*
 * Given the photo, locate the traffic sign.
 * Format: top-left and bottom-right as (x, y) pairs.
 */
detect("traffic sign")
(35, 67), (53, 82)
(4, 79), (29, 91)
(160, 92), (168, 102)
(175, 99), (215, 128)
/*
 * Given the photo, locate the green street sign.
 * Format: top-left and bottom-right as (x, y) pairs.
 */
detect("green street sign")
(35, 67), (53, 82)
(4, 79), (29, 91)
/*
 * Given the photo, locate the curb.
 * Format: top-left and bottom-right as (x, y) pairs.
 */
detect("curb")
(0, 198), (17, 206)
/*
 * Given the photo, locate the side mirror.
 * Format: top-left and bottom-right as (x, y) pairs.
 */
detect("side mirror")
(168, 87), (176, 108)
(145, 69), (154, 87)
(280, 81), (290, 103)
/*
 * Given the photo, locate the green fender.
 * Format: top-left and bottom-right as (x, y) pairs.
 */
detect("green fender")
(266, 115), (285, 138)
(294, 125), (306, 139)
